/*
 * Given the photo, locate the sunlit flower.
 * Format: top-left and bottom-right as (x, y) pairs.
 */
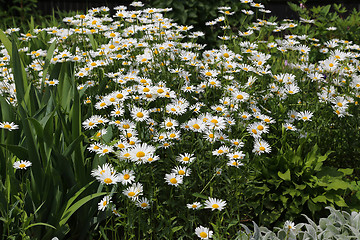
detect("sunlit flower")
(136, 197), (150, 209)
(187, 202), (202, 210)
(204, 197), (227, 211)
(0, 122), (19, 131)
(13, 160), (32, 170)
(195, 226), (213, 239)
(123, 182), (143, 200)
(119, 169), (135, 185)
(164, 173), (183, 186)
(253, 139), (272, 155)
(98, 195), (111, 211)
(176, 153), (196, 164)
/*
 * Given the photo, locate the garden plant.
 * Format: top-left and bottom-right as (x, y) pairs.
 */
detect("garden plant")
(0, 0), (360, 239)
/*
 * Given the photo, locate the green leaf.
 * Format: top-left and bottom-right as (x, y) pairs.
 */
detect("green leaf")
(0, 144), (28, 160)
(338, 168), (353, 175)
(325, 179), (350, 190)
(41, 40), (57, 83)
(171, 226), (183, 233)
(334, 196), (347, 207)
(192, 192), (208, 200)
(312, 195), (327, 203)
(278, 169), (291, 181)
(25, 222), (56, 230)
(63, 134), (84, 158)
(59, 192), (107, 226)
(0, 30), (12, 56)
(12, 38), (27, 104)
(320, 5), (331, 16)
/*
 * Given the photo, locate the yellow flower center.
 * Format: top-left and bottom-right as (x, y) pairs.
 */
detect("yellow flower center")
(259, 146), (265, 151)
(170, 178), (177, 184)
(136, 112), (144, 118)
(136, 151), (145, 158)
(211, 119), (218, 124)
(193, 124), (200, 129)
(178, 170), (185, 175)
(128, 192), (135, 197)
(104, 178), (112, 184)
(3, 124), (11, 129)
(19, 163), (26, 168)
(123, 174), (130, 180)
(166, 122), (173, 127)
(212, 204), (219, 209)
(257, 125), (264, 130)
(141, 202), (148, 208)
(200, 232), (207, 238)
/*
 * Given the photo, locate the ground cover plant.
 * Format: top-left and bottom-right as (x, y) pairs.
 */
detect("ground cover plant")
(1, 0), (360, 239)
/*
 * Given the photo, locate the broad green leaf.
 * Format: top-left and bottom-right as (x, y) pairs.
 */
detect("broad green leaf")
(62, 181), (95, 214)
(338, 168), (353, 175)
(12, 38), (27, 104)
(42, 40), (57, 83)
(278, 169), (291, 181)
(325, 179), (350, 190)
(0, 144), (28, 160)
(0, 29), (12, 57)
(312, 195), (327, 203)
(59, 192), (107, 226)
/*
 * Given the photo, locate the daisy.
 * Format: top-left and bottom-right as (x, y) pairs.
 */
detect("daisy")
(98, 195), (112, 211)
(162, 118), (178, 130)
(283, 122), (297, 131)
(95, 144), (114, 156)
(187, 202), (202, 210)
(195, 226), (213, 239)
(123, 182), (143, 200)
(118, 169), (135, 185)
(172, 166), (191, 177)
(164, 173), (183, 187)
(136, 197), (150, 209)
(131, 107), (150, 122)
(0, 122), (19, 131)
(297, 111), (313, 121)
(45, 79), (59, 86)
(13, 160), (32, 170)
(91, 163), (120, 185)
(187, 118), (206, 133)
(227, 160), (244, 168)
(253, 139), (272, 155)
(239, 112), (252, 120)
(204, 197), (227, 211)
(176, 153), (196, 164)
(111, 206), (121, 217)
(284, 220), (295, 231)
(227, 151), (245, 160)
(229, 139), (245, 149)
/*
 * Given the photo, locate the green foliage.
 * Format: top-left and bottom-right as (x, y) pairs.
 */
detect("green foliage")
(236, 207), (360, 240)
(0, 0), (39, 27)
(244, 142), (356, 226)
